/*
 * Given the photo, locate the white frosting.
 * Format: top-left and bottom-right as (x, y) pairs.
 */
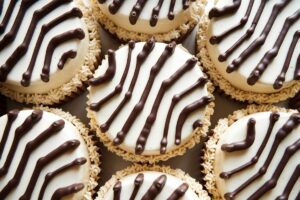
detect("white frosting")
(98, 0), (195, 34)
(0, 110), (90, 199)
(207, 0), (300, 93)
(89, 42), (209, 155)
(215, 111), (300, 199)
(103, 171), (200, 200)
(0, 0), (89, 93)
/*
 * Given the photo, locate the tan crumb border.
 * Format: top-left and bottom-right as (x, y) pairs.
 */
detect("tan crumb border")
(196, 16), (300, 104)
(91, 0), (206, 42)
(87, 72), (214, 163)
(34, 106), (101, 200)
(96, 164), (210, 200)
(0, 0), (101, 105)
(201, 104), (297, 199)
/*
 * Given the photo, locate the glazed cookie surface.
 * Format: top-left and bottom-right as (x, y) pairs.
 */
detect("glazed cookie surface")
(0, 108), (100, 200)
(0, 0), (101, 104)
(88, 39), (214, 162)
(199, 0), (300, 102)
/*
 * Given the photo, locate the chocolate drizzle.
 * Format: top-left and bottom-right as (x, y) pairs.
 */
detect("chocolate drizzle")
(135, 57), (197, 154)
(113, 181), (122, 200)
(130, 173), (144, 200)
(109, 0), (125, 14)
(209, 0), (241, 19)
(90, 41), (135, 111)
(167, 183), (189, 200)
(51, 183), (84, 200)
(221, 113), (300, 200)
(168, 0), (176, 20)
(58, 50), (77, 69)
(0, 1), (17, 34)
(113, 41), (176, 146)
(221, 118), (256, 152)
(151, 0), (164, 26)
(129, 0), (147, 25)
(141, 175), (167, 200)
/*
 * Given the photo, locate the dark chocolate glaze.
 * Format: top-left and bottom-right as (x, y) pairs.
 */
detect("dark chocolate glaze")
(41, 28), (85, 82)
(247, 10), (300, 86)
(113, 181), (122, 200)
(109, 0), (125, 14)
(220, 112), (280, 179)
(161, 77), (208, 154)
(248, 139), (300, 199)
(151, 0), (164, 26)
(275, 164), (300, 200)
(175, 96), (212, 145)
(0, 119), (65, 198)
(99, 38), (155, 132)
(0, 1), (17, 34)
(0, 110), (43, 177)
(210, 0), (254, 45)
(129, 0), (147, 25)
(38, 157), (87, 200)
(113, 41), (176, 146)
(58, 50), (77, 70)
(221, 118), (256, 152)
(209, 0), (241, 19)
(166, 183), (189, 200)
(135, 57), (197, 154)
(141, 175), (167, 200)
(89, 49), (116, 86)
(223, 113), (300, 200)
(19, 140), (81, 200)
(0, 109), (19, 159)
(217, 0), (267, 62)
(0, 94), (7, 117)
(90, 41), (135, 111)
(130, 173), (144, 200)
(21, 7), (83, 86)
(51, 183), (84, 200)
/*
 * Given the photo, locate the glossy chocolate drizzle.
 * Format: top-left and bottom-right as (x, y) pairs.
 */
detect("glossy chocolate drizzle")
(220, 112), (300, 200)
(99, 0), (193, 26)
(142, 175), (167, 200)
(51, 183), (84, 200)
(113, 181), (122, 200)
(0, 110), (87, 199)
(130, 173), (144, 200)
(167, 183), (189, 200)
(0, 0), (85, 86)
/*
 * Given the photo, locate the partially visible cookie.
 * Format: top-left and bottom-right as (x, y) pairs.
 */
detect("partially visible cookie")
(97, 164), (210, 200)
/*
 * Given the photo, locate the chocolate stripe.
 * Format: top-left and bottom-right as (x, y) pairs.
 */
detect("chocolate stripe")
(209, 0), (241, 19)
(175, 96), (212, 145)
(210, 0), (254, 44)
(113, 181), (122, 200)
(221, 118), (256, 152)
(90, 41), (135, 111)
(51, 183), (84, 200)
(109, 0), (125, 14)
(0, 110), (43, 177)
(161, 77), (208, 154)
(141, 175), (167, 200)
(21, 7), (83, 86)
(41, 28), (85, 82)
(0, 94), (7, 117)
(0, 0), (3, 16)
(19, 140), (80, 200)
(99, 38), (155, 132)
(294, 54), (300, 80)
(167, 183), (189, 200)
(129, 0), (148, 25)
(182, 0), (189, 10)
(129, 173), (144, 200)
(150, 0), (164, 26)
(220, 112), (280, 179)
(247, 9), (300, 85)
(0, 0), (16, 34)
(38, 157), (87, 200)
(114, 42), (176, 146)
(57, 50), (77, 70)
(135, 57), (197, 154)
(0, 109), (19, 159)
(0, 119), (65, 198)
(168, 0), (176, 20)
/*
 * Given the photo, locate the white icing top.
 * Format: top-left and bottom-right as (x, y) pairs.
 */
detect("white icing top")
(0, 109), (90, 200)
(0, 0), (89, 93)
(215, 111), (300, 200)
(98, 0), (196, 34)
(207, 0), (300, 93)
(103, 171), (200, 200)
(89, 41), (210, 155)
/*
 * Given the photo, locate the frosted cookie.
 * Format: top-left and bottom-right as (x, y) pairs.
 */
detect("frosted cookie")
(202, 105), (300, 200)
(88, 38), (214, 163)
(97, 164), (210, 200)
(0, 0), (101, 105)
(92, 0), (205, 42)
(197, 0), (300, 103)
(0, 107), (100, 199)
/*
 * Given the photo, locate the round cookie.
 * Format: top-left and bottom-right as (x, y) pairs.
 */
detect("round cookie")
(197, 0), (300, 103)
(97, 164), (210, 200)
(88, 38), (214, 163)
(92, 0), (205, 42)
(0, 0), (101, 105)
(0, 107), (100, 199)
(202, 105), (300, 200)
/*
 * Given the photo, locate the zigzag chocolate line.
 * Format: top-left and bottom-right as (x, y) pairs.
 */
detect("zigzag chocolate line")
(57, 49), (77, 70)
(51, 183), (84, 200)
(209, 0), (241, 19)
(0, 0), (16, 34)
